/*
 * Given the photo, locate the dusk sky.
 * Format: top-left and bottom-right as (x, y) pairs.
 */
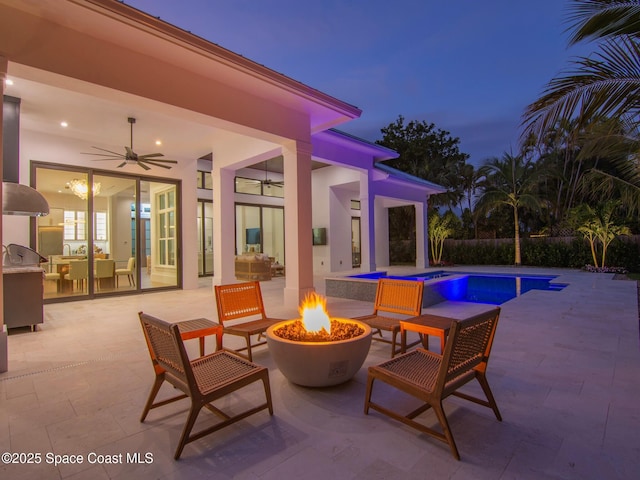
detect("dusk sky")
(124, 0), (593, 165)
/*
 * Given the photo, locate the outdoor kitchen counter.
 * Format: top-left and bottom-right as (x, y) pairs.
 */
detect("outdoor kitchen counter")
(2, 266), (44, 331)
(3, 265), (46, 274)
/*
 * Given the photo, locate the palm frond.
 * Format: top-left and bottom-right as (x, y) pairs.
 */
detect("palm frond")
(582, 167), (640, 214)
(567, 0), (640, 44)
(522, 36), (640, 140)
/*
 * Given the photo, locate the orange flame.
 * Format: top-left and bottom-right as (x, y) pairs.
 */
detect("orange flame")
(299, 292), (331, 334)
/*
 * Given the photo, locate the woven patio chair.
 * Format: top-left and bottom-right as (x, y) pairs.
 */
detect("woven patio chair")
(352, 278), (424, 357)
(138, 312), (273, 460)
(214, 281), (283, 361)
(364, 307), (501, 460)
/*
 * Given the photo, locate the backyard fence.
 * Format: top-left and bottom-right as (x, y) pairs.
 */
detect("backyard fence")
(441, 235), (640, 272)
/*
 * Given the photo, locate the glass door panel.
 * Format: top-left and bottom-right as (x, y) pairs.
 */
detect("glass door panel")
(93, 174), (136, 294)
(142, 180), (179, 289)
(35, 167), (89, 300)
(352, 217), (361, 267)
(204, 202), (214, 275)
(197, 201), (214, 276)
(235, 205), (261, 254)
(262, 207), (284, 265)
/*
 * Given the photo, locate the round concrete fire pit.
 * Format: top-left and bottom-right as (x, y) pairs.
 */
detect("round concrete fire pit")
(266, 318), (372, 387)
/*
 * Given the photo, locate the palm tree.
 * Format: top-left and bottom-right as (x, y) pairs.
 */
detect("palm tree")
(571, 201), (632, 267)
(522, 0), (640, 211)
(523, 0), (640, 136)
(428, 211), (456, 265)
(475, 153), (542, 265)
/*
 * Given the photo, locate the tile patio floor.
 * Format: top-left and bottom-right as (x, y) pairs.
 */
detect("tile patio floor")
(1, 266), (638, 479)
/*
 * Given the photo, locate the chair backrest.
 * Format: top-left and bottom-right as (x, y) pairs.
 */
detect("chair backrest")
(437, 307), (501, 390)
(138, 312), (194, 388)
(373, 278), (424, 316)
(214, 281), (267, 324)
(68, 259), (88, 280)
(95, 259), (114, 278)
(127, 257), (136, 271)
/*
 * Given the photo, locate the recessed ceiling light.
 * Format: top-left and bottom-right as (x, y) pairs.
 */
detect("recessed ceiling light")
(155, 140), (162, 146)
(5, 79), (13, 86)
(60, 121), (68, 128)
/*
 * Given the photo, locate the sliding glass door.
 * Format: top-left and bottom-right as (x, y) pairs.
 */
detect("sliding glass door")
(33, 163), (180, 301)
(235, 204), (284, 263)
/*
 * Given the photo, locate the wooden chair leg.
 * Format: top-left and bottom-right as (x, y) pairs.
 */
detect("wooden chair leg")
(175, 403), (202, 460)
(476, 373), (502, 421)
(140, 374), (165, 422)
(261, 373), (274, 415)
(431, 401), (460, 460)
(391, 331), (398, 357)
(364, 376), (375, 414)
(245, 335), (253, 362)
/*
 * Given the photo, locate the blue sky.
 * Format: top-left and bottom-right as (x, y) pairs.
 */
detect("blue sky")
(124, 0), (592, 165)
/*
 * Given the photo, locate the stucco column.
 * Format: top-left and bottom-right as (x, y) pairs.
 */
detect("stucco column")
(282, 140), (314, 308)
(1, 55), (7, 372)
(415, 201), (429, 268)
(359, 171), (376, 272)
(374, 197), (389, 267)
(212, 164), (236, 287)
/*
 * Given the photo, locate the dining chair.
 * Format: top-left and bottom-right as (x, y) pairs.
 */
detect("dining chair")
(116, 257), (136, 287)
(67, 259), (88, 292)
(94, 258), (115, 291)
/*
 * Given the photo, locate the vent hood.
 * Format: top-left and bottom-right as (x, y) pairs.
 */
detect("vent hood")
(2, 182), (49, 216)
(2, 95), (49, 217)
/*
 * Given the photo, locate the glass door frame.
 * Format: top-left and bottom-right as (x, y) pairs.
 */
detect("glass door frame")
(30, 161), (182, 303)
(234, 202), (285, 259)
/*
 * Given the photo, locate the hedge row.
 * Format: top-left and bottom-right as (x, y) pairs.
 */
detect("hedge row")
(442, 237), (640, 272)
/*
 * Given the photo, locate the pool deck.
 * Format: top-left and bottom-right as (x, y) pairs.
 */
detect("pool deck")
(1, 265), (639, 479)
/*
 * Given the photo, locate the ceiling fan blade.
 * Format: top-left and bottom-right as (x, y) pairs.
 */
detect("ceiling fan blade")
(137, 153), (164, 159)
(87, 157), (127, 161)
(137, 162), (151, 171)
(81, 152), (124, 158)
(142, 158), (178, 164)
(117, 162), (127, 168)
(87, 146), (126, 156)
(142, 160), (173, 169)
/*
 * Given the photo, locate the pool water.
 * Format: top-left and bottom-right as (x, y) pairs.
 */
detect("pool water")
(447, 274), (566, 305)
(350, 270), (451, 281)
(348, 271), (567, 305)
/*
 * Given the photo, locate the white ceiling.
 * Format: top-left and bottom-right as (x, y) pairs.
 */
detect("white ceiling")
(6, 75), (219, 164)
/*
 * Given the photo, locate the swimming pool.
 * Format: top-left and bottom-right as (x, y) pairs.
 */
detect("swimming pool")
(432, 273), (567, 305)
(340, 271), (567, 305)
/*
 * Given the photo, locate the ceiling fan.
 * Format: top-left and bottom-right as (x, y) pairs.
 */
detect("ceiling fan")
(263, 159), (284, 187)
(82, 117), (178, 171)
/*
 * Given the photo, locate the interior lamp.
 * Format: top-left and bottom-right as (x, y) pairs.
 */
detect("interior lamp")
(68, 179), (101, 199)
